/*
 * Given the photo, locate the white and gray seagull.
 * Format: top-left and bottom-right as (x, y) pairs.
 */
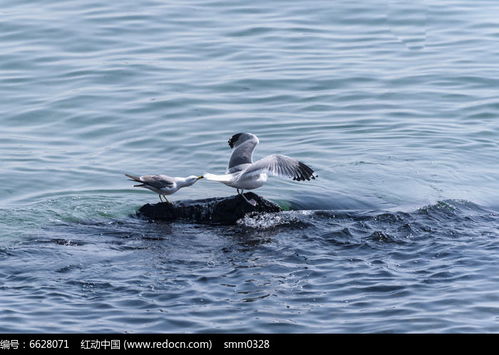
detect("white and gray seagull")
(204, 133), (317, 205)
(125, 173), (203, 203)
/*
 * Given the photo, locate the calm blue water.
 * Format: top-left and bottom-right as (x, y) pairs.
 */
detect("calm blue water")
(1, 0), (499, 333)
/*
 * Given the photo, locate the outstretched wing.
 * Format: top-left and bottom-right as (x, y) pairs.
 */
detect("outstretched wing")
(243, 154), (316, 181)
(228, 135), (259, 171)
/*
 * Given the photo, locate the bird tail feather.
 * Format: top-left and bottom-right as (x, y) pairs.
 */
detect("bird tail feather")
(125, 173), (141, 182)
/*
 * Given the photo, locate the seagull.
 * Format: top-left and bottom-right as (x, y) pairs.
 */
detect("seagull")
(125, 173), (203, 203)
(204, 133), (317, 205)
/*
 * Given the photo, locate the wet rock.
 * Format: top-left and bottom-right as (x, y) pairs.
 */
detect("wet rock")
(136, 192), (282, 225)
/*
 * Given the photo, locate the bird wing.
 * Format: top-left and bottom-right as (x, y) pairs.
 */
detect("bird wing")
(243, 154), (316, 181)
(228, 135), (259, 171)
(131, 174), (175, 189)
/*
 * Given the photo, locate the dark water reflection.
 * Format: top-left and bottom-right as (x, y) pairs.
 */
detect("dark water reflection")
(1, 200), (498, 332)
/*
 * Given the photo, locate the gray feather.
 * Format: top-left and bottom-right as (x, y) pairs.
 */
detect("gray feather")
(243, 154), (316, 181)
(125, 173), (175, 189)
(228, 134), (259, 171)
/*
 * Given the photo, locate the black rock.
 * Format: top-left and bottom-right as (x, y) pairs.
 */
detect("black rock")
(136, 192), (282, 225)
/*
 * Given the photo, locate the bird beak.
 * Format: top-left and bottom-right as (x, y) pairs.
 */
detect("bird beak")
(197, 176), (204, 180)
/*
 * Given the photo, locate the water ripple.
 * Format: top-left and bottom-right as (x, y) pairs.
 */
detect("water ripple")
(2, 0), (499, 333)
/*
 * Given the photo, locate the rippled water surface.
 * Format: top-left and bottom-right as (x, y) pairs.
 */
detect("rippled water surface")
(1, 0), (499, 332)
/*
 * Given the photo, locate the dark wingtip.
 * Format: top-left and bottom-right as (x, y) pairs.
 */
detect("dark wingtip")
(294, 161), (315, 182)
(228, 133), (243, 148)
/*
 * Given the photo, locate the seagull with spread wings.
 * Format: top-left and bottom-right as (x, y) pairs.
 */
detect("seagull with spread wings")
(204, 133), (317, 205)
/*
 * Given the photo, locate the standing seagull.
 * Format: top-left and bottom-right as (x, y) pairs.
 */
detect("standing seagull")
(204, 133), (317, 205)
(125, 173), (203, 203)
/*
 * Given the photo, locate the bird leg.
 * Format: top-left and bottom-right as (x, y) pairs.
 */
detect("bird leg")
(159, 195), (169, 204)
(237, 189), (257, 207)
